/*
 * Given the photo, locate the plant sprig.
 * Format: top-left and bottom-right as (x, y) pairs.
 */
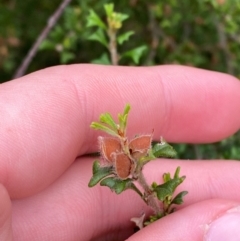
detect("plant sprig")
(86, 3), (147, 65)
(88, 104), (188, 229)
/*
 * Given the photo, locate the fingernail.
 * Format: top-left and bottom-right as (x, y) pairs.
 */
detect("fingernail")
(204, 206), (240, 241)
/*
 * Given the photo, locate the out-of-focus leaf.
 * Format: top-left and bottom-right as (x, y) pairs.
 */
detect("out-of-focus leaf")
(39, 40), (55, 50)
(86, 9), (107, 29)
(104, 3), (114, 17)
(120, 45), (147, 64)
(60, 51), (75, 63)
(87, 28), (108, 48)
(117, 31), (134, 45)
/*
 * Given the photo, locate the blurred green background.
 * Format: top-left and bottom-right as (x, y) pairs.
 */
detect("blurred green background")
(0, 0), (239, 159)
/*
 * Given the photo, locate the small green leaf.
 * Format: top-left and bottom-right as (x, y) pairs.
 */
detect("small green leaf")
(174, 166), (180, 178)
(99, 113), (118, 131)
(87, 28), (108, 48)
(171, 191), (188, 205)
(123, 104), (131, 116)
(117, 31), (134, 45)
(153, 177), (185, 201)
(118, 104), (131, 133)
(88, 161), (113, 187)
(104, 3), (114, 17)
(90, 122), (119, 137)
(91, 53), (111, 65)
(118, 13), (129, 22)
(152, 141), (177, 158)
(100, 177), (133, 194)
(121, 45), (147, 64)
(86, 9), (107, 29)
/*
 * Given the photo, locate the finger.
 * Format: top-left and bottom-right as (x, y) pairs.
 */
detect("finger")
(0, 184), (13, 241)
(12, 157), (240, 240)
(1, 65), (240, 198)
(127, 199), (240, 241)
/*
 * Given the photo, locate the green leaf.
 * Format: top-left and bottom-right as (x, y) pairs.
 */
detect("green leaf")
(120, 45), (147, 64)
(87, 28), (108, 48)
(153, 177), (185, 201)
(90, 122), (120, 137)
(88, 161), (113, 187)
(86, 9), (107, 29)
(100, 177), (133, 194)
(123, 104), (131, 116)
(174, 166), (180, 179)
(104, 3), (114, 17)
(171, 191), (188, 205)
(91, 53), (111, 65)
(118, 13), (129, 22)
(117, 31), (134, 45)
(152, 141), (177, 158)
(99, 112), (118, 131)
(162, 172), (171, 182)
(118, 104), (131, 134)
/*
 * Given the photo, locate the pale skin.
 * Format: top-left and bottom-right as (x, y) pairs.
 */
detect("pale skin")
(0, 65), (240, 240)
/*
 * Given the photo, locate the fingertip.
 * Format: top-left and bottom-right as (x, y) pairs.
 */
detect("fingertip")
(0, 184), (12, 240)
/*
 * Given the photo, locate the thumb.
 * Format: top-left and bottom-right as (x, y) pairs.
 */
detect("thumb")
(204, 206), (240, 241)
(0, 184), (12, 240)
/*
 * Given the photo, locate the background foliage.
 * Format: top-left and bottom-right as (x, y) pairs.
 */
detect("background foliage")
(0, 0), (239, 159)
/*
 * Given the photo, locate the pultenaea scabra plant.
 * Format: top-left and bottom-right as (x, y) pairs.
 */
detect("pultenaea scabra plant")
(88, 104), (188, 228)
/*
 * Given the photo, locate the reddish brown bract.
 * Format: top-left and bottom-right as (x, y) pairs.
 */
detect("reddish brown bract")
(99, 136), (121, 162)
(129, 134), (152, 159)
(113, 152), (133, 179)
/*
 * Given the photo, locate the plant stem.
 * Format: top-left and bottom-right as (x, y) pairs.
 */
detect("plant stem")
(137, 171), (162, 215)
(108, 28), (118, 65)
(13, 0), (72, 79)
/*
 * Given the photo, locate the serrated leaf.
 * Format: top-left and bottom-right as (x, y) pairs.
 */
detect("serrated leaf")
(121, 45), (147, 64)
(100, 177), (133, 194)
(99, 113), (118, 131)
(87, 28), (108, 48)
(117, 31), (134, 45)
(88, 161), (113, 187)
(153, 177), (185, 201)
(152, 141), (177, 158)
(91, 53), (111, 65)
(171, 191), (188, 205)
(86, 9), (107, 29)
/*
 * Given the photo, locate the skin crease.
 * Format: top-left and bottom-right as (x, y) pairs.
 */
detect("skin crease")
(0, 64), (239, 240)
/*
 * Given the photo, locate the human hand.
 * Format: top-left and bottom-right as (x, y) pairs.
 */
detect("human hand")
(0, 65), (240, 241)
